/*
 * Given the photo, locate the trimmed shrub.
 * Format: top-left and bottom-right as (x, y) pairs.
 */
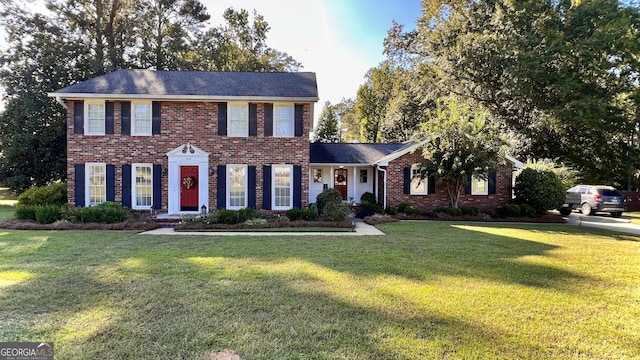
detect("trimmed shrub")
(520, 204), (536, 217)
(316, 188), (343, 215)
(18, 183), (67, 206)
(73, 202), (130, 223)
(501, 204), (521, 217)
(286, 207), (302, 221)
(15, 204), (38, 221)
(384, 205), (397, 215)
(35, 205), (62, 224)
(360, 192), (377, 208)
(300, 208), (317, 221)
(217, 209), (238, 224)
(435, 207), (464, 216)
(460, 206), (480, 216)
(322, 202), (350, 222)
(397, 203), (412, 213)
(403, 205), (422, 216)
(514, 168), (565, 214)
(238, 207), (258, 222)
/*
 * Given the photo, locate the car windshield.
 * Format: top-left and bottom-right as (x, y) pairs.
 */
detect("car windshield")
(598, 189), (622, 197)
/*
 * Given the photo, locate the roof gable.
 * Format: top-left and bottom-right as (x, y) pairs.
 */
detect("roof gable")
(49, 69), (319, 101)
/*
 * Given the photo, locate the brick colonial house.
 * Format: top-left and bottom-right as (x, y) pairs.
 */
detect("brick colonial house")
(49, 69), (519, 215)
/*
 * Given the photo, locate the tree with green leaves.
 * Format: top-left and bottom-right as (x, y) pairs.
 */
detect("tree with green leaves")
(414, 97), (507, 208)
(333, 98), (359, 142)
(313, 101), (341, 143)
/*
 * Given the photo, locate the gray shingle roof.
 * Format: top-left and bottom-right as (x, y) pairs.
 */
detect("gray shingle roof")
(49, 69), (318, 100)
(310, 143), (408, 164)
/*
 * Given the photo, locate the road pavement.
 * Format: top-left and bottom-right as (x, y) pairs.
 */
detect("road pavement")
(562, 211), (640, 236)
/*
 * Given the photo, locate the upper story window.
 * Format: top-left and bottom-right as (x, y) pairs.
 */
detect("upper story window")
(228, 103), (248, 137)
(85, 100), (105, 135)
(132, 102), (152, 136)
(410, 165), (429, 195)
(471, 174), (489, 195)
(274, 104), (294, 137)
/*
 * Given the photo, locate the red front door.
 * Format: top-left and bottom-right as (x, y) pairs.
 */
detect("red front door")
(334, 169), (348, 200)
(180, 166), (199, 211)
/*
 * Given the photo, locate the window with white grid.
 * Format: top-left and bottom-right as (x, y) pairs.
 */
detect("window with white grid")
(228, 165), (247, 209)
(228, 103), (248, 137)
(86, 101), (105, 135)
(133, 164), (153, 208)
(273, 165), (292, 209)
(133, 102), (152, 135)
(274, 104), (294, 137)
(87, 163), (106, 206)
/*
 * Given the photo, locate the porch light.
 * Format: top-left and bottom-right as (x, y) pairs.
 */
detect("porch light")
(201, 204), (207, 218)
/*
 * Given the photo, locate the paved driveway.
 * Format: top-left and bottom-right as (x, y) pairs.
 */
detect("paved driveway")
(562, 211), (640, 236)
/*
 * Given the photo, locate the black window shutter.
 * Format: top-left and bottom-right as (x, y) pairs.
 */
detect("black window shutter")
(153, 164), (162, 209)
(75, 164), (85, 207)
(249, 103), (258, 136)
(294, 104), (304, 137)
(105, 101), (115, 134)
(122, 164), (131, 208)
(106, 164), (116, 202)
(152, 101), (161, 135)
(293, 165), (302, 209)
(403, 167), (410, 195)
(121, 101), (131, 135)
(428, 176), (436, 194)
(217, 165), (226, 209)
(464, 174), (472, 194)
(74, 101), (84, 134)
(218, 103), (227, 136)
(263, 165), (272, 209)
(248, 166), (256, 209)
(488, 172), (497, 195)
(264, 103), (273, 136)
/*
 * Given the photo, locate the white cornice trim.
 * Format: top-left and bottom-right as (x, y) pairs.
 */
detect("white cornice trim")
(47, 93), (319, 102)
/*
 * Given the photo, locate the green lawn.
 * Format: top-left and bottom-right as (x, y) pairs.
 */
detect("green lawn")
(1, 222), (639, 359)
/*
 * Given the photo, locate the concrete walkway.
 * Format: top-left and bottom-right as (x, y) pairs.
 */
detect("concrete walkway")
(140, 219), (385, 236)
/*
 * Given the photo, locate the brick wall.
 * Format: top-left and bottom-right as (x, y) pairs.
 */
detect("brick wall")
(67, 100), (311, 211)
(382, 151), (514, 213)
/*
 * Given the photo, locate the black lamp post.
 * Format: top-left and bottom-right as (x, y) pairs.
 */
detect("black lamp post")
(200, 204), (207, 218)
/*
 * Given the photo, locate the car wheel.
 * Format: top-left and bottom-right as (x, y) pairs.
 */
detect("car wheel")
(559, 207), (572, 216)
(611, 212), (622, 218)
(581, 203), (592, 216)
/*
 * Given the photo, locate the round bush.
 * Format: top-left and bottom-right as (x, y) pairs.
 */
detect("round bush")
(513, 168), (565, 214)
(218, 209), (238, 224)
(501, 204), (521, 217)
(360, 192), (377, 208)
(18, 183), (67, 206)
(316, 188), (343, 215)
(519, 204), (536, 217)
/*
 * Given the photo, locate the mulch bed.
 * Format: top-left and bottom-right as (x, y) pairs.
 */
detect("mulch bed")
(0, 219), (160, 231)
(175, 219), (354, 231)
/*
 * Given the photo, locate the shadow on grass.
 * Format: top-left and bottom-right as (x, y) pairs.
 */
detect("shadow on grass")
(0, 225), (637, 358)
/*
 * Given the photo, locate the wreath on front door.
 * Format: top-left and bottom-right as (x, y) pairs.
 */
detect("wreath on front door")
(336, 174), (346, 183)
(182, 175), (196, 189)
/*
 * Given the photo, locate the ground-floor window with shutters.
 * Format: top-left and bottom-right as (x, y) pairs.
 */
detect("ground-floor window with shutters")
(87, 163), (106, 206)
(133, 164), (153, 208)
(273, 165), (292, 210)
(471, 174), (489, 195)
(228, 165), (247, 210)
(410, 164), (429, 195)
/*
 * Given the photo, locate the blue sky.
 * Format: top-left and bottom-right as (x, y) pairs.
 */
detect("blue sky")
(203, 0), (423, 117)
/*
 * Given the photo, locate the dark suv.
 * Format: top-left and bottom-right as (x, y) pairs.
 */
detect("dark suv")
(559, 185), (626, 217)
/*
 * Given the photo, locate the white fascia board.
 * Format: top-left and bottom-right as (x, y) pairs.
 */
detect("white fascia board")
(309, 163), (372, 167)
(47, 93), (319, 102)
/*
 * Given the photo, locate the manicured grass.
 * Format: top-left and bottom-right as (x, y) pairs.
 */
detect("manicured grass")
(176, 226), (355, 233)
(1, 222), (639, 359)
(0, 205), (15, 221)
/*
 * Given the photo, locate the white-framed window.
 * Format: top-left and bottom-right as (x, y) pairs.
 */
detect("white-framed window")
(360, 169), (368, 183)
(132, 101), (152, 136)
(228, 103), (248, 137)
(85, 100), (105, 135)
(274, 104), (294, 137)
(133, 164), (153, 209)
(471, 174), (489, 195)
(86, 163), (106, 206)
(410, 164), (429, 195)
(312, 168), (323, 183)
(273, 165), (292, 210)
(227, 165), (247, 210)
